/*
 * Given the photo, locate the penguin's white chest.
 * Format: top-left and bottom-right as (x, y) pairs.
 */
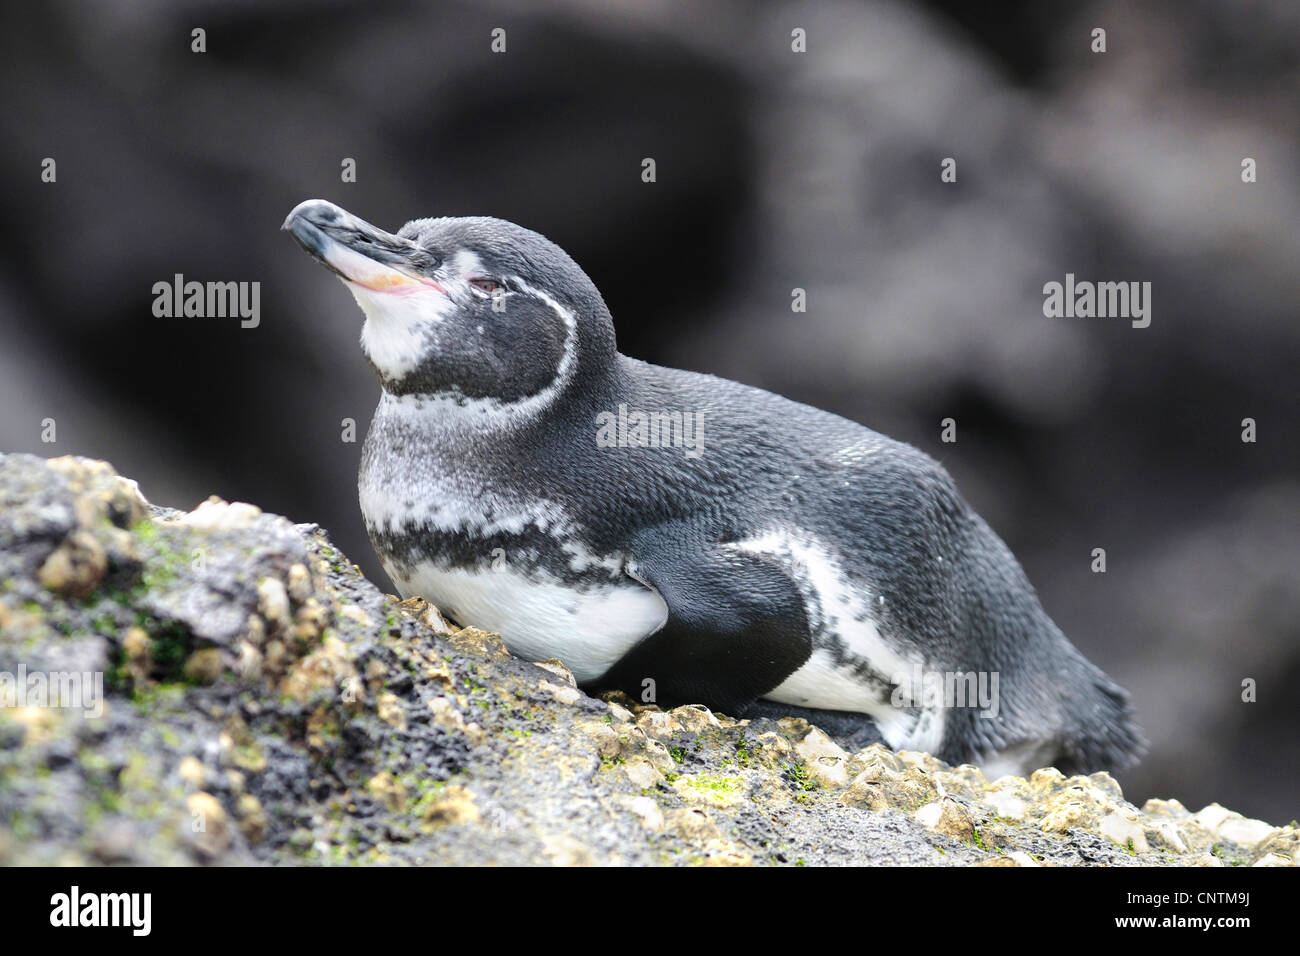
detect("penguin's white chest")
(387, 558), (669, 684)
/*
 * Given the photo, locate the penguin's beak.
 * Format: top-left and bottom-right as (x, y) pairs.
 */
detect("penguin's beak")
(283, 199), (442, 294)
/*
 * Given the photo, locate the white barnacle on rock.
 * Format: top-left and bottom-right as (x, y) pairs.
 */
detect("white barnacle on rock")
(177, 496), (263, 531)
(257, 577), (291, 626)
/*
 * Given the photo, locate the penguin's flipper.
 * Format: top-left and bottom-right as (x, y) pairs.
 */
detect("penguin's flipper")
(595, 528), (813, 715)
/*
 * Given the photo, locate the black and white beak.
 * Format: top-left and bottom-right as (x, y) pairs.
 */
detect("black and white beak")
(283, 199), (443, 295)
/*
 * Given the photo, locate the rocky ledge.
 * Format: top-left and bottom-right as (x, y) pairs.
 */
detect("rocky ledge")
(0, 453), (1294, 866)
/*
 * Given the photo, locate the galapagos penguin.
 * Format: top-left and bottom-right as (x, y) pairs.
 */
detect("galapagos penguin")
(283, 198), (1144, 776)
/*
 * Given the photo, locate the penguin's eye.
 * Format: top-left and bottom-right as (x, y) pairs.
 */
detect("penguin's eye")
(469, 278), (502, 294)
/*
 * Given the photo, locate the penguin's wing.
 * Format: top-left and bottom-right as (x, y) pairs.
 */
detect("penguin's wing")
(596, 523), (813, 715)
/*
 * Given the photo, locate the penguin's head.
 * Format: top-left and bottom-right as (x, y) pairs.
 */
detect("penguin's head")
(284, 199), (615, 413)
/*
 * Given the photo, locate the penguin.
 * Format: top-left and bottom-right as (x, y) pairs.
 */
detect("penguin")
(283, 198), (1144, 777)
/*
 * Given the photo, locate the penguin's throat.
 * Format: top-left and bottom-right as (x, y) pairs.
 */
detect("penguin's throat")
(369, 375), (573, 439)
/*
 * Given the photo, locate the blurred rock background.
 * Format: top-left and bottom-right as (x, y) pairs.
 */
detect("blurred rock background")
(1, 0), (1296, 820)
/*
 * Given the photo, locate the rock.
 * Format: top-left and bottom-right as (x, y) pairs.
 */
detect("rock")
(365, 772), (407, 812)
(793, 728), (850, 788)
(981, 786), (1029, 822)
(1217, 817), (1276, 848)
(848, 743), (906, 775)
(897, 750), (946, 776)
(619, 795), (665, 832)
(286, 564), (313, 603)
(0, 453), (1291, 867)
(539, 680), (583, 706)
(38, 530), (108, 599)
(672, 704), (722, 734)
(418, 786), (480, 828)
(915, 797), (975, 842)
(1145, 820), (1189, 854)
(1029, 768), (1069, 794)
(279, 635), (358, 702)
(395, 597), (455, 636)
(236, 795), (269, 844)
(535, 659), (577, 687)
(1142, 798), (1192, 821)
(636, 710), (683, 740)
(1098, 812), (1150, 854)
(122, 626), (152, 684)
(178, 756), (206, 790)
(607, 701), (635, 723)
(674, 774), (748, 808)
(183, 648), (224, 684)
(90, 821), (138, 864)
(375, 693), (406, 730)
(186, 792), (231, 857)
(541, 833), (593, 866)
(664, 808), (721, 842)
(444, 627), (511, 662)
(179, 497), (261, 531)
(235, 641), (263, 681)
(1255, 828), (1300, 865)
(841, 761), (936, 812)
(293, 598), (331, 642)
(621, 758), (661, 789)
(937, 764), (986, 801)
(1193, 803), (1234, 832)
(257, 578), (291, 629)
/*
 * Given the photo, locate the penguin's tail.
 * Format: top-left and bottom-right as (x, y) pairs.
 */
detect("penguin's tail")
(1051, 653), (1147, 776)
